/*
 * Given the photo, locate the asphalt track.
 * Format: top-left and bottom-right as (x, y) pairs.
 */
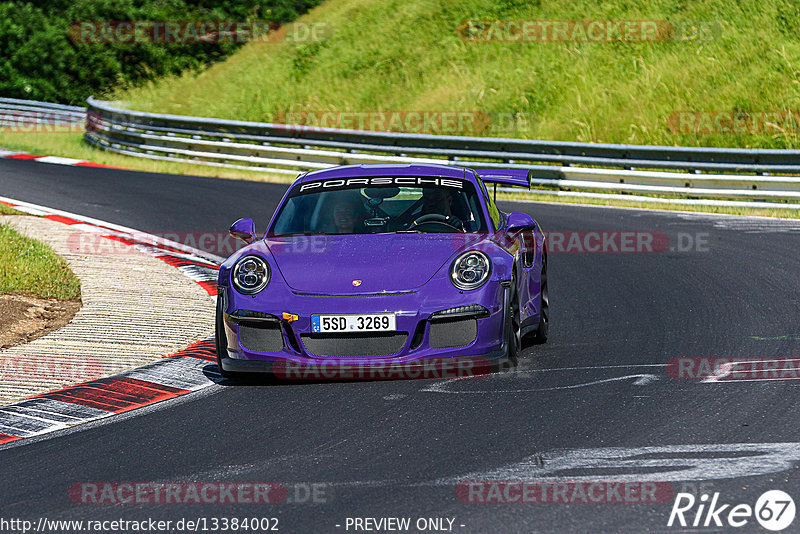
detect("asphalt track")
(1, 158), (800, 533)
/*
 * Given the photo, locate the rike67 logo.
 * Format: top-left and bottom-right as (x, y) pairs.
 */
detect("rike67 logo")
(668, 490), (796, 531)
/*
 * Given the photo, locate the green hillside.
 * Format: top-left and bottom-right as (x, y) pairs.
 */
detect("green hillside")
(117, 0), (800, 148)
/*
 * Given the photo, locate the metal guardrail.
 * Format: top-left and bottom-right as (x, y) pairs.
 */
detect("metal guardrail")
(83, 98), (800, 202)
(5, 96), (800, 203)
(0, 97), (85, 126)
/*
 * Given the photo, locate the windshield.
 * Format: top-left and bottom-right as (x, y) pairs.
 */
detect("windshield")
(269, 177), (488, 236)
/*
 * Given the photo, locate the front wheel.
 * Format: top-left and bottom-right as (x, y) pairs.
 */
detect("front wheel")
(215, 296), (238, 380)
(505, 276), (522, 364)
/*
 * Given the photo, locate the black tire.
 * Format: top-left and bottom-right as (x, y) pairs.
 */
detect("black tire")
(215, 296), (237, 380)
(529, 252), (549, 344)
(505, 274), (522, 364)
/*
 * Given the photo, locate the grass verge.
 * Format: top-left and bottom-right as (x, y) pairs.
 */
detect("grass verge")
(0, 224), (81, 300)
(0, 204), (26, 216)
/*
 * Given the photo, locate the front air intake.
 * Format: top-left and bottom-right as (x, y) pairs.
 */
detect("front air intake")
(238, 322), (284, 352)
(428, 318), (478, 349)
(301, 332), (408, 357)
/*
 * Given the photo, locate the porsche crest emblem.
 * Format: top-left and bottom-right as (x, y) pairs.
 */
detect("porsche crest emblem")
(352, 280), (362, 287)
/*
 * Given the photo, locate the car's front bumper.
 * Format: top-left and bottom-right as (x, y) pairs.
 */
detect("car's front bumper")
(218, 276), (511, 373)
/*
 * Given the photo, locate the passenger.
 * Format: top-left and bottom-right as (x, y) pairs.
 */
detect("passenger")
(330, 199), (365, 234)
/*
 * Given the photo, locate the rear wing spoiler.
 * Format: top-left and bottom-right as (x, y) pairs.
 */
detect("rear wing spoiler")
(475, 169), (532, 188)
(474, 169), (532, 200)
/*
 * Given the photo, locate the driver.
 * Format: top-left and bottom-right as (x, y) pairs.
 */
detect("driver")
(329, 199), (364, 234)
(418, 188), (464, 230)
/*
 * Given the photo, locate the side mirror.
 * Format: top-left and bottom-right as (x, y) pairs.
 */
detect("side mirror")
(230, 218), (256, 243)
(506, 212), (535, 233)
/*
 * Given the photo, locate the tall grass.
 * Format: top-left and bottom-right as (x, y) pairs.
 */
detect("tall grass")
(118, 0), (800, 148)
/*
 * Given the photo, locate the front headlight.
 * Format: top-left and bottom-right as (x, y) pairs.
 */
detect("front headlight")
(450, 250), (491, 290)
(232, 255), (270, 295)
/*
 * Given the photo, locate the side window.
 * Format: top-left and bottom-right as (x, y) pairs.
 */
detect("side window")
(476, 174), (501, 230)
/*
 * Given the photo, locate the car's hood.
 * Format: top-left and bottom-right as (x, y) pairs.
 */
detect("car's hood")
(265, 233), (483, 294)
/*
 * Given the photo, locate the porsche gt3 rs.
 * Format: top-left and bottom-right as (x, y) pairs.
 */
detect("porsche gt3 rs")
(215, 163), (548, 378)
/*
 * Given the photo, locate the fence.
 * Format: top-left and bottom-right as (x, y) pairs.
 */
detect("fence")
(3, 96), (799, 204)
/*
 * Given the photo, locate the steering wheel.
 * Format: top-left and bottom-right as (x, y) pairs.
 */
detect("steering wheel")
(409, 213), (463, 232)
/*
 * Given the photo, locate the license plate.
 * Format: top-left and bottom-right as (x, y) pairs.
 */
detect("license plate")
(311, 313), (396, 333)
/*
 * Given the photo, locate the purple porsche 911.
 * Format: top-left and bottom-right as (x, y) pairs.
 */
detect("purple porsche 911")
(215, 163), (548, 379)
